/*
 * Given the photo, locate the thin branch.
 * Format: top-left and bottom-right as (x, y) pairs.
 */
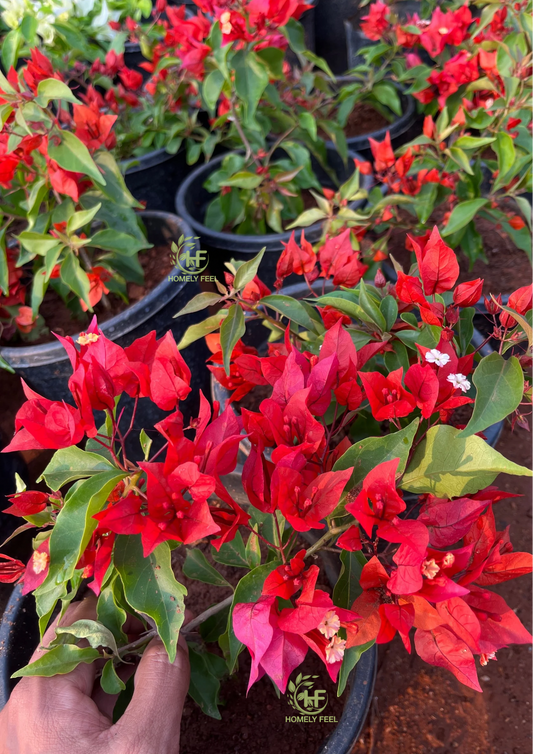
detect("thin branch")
(118, 595), (234, 658)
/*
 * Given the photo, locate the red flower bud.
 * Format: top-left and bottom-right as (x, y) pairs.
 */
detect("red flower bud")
(374, 268), (387, 288)
(453, 278), (484, 307)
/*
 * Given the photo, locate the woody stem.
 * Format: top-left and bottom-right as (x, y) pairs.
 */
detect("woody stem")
(118, 595), (234, 658)
(305, 523), (352, 559)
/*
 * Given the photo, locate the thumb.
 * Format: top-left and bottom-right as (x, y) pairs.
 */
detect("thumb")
(117, 635), (189, 750)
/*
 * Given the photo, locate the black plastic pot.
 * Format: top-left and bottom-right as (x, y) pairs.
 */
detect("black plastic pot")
(0, 211), (210, 436)
(121, 147), (196, 213)
(327, 79), (417, 161)
(175, 147), (375, 287)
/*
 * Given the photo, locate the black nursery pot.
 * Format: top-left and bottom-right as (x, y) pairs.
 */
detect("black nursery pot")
(121, 147), (194, 213)
(175, 147), (375, 288)
(329, 80), (417, 161)
(0, 211), (210, 437)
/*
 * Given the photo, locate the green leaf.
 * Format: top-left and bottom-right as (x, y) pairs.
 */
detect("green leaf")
(337, 642), (375, 696)
(442, 199), (488, 237)
(212, 530), (249, 569)
(455, 306), (475, 356)
(222, 562), (279, 673)
(401, 425), (532, 498)
(283, 17), (306, 54)
(115, 536), (187, 663)
(40, 446), (117, 490)
(334, 418), (420, 487)
(89, 229), (150, 255)
(220, 304), (246, 376)
(223, 171), (264, 190)
(1, 29), (22, 72)
(11, 645), (100, 679)
(95, 151), (141, 209)
(359, 279), (386, 331)
(0, 228), (8, 295)
(173, 292), (222, 318)
(21, 14), (38, 41)
(202, 69), (225, 112)
(17, 232), (59, 256)
(380, 295), (398, 331)
(183, 549), (232, 588)
(36, 471), (126, 597)
(233, 50), (269, 125)
(255, 46), (285, 78)
(458, 353), (524, 438)
(448, 146), (474, 175)
(55, 619), (119, 656)
(36, 79), (81, 106)
(454, 136), (495, 150)
(494, 131), (515, 183)
(177, 312), (227, 350)
(245, 526), (261, 569)
(333, 550), (366, 609)
(139, 429), (152, 461)
(286, 207), (328, 229)
(97, 576), (128, 645)
(188, 646), (226, 719)
(298, 111), (317, 141)
(48, 131), (106, 186)
(260, 294), (319, 332)
(60, 252), (91, 308)
(101, 659), (126, 694)
(415, 182), (438, 225)
(372, 81), (402, 115)
(233, 248), (266, 291)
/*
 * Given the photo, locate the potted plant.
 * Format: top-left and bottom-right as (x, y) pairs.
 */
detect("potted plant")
(81, 3), (224, 211)
(171, 2), (376, 285)
(0, 51), (210, 417)
(0, 0), (153, 71)
(0, 225), (531, 752)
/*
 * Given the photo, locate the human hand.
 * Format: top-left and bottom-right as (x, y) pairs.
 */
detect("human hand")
(0, 595), (190, 754)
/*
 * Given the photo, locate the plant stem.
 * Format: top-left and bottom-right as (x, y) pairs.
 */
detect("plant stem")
(117, 595), (235, 658)
(305, 523), (351, 558)
(230, 98), (261, 166)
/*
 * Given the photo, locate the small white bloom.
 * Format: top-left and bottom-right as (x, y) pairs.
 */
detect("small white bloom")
(425, 349), (451, 368)
(318, 610), (341, 639)
(446, 373), (471, 393)
(325, 635), (346, 664)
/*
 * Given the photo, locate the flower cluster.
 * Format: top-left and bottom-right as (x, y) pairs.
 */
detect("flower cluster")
(0, 49), (149, 337)
(179, 226), (532, 693)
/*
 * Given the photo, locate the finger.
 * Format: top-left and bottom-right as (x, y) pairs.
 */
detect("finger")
(116, 636), (190, 750)
(29, 594), (99, 697)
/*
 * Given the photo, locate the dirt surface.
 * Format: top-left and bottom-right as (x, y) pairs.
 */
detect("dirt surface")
(345, 101), (390, 139)
(5, 244), (174, 346)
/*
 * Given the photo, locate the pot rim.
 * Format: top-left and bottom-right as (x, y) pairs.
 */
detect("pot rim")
(326, 80), (417, 149)
(0, 211), (195, 369)
(175, 147), (375, 253)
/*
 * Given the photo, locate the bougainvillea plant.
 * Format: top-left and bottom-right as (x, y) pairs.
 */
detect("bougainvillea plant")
(1, 227), (530, 718)
(0, 0), (152, 70)
(80, 4), (215, 163)
(130, 0), (368, 235)
(0, 51), (150, 344)
(321, 0), (533, 264)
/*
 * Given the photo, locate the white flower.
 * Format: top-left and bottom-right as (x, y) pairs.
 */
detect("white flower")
(425, 349), (451, 368)
(446, 373), (471, 393)
(325, 635), (346, 664)
(318, 610), (341, 639)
